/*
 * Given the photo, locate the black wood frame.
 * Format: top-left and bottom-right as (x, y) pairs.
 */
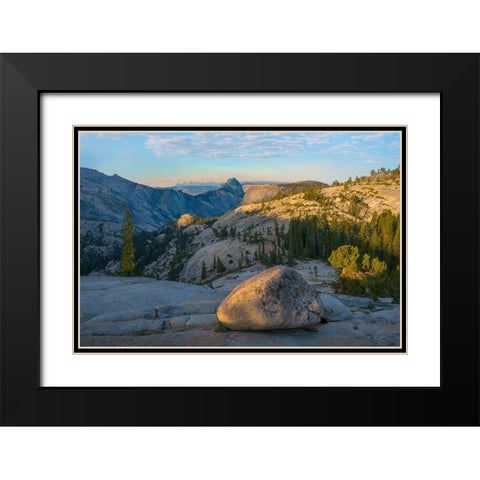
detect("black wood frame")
(0, 54), (478, 425)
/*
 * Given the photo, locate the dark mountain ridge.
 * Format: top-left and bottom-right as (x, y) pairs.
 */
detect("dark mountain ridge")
(80, 168), (244, 232)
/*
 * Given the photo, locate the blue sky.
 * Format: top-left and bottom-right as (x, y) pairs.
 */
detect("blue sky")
(79, 131), (401, 187)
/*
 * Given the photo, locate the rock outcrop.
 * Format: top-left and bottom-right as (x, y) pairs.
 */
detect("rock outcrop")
(80, 274), (401, 347)
(241, 184), (282, 205)
(319, 294), (352, 322)
(216, 266), (323, 330)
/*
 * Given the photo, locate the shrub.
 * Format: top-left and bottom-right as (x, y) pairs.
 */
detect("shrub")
(332, 276), (366, 296)
(328, 245), (360, 272)
(215, 321), (229, 333)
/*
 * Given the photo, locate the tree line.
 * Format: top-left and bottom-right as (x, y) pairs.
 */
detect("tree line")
(283, 211), (400, 300)
(283, 210), (400, 270)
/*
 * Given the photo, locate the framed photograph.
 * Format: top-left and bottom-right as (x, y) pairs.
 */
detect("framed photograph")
(1, 54), (478, 425)
(75, 125), (405, 354)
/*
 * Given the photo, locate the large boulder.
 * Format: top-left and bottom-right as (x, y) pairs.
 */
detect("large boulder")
(217, 266), (323, 330)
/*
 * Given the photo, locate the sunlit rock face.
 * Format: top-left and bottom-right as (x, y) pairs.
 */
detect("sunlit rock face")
(217, 266), (323, 330)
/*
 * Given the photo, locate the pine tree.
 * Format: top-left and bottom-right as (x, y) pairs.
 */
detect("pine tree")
(201, 260), (207, 279)
(287, 244), (293, 266)
(269, 248), (277, 265)
(328, 245), (359, 272)
(371, 257), (387, 276)
(392, 223), (401, 261)
(217, 257), (225, 273)
(119, 210), (136, 276)
(274, 220), (280, 238)
(219, 226), (228, 239)
(361, 254), (371, 271)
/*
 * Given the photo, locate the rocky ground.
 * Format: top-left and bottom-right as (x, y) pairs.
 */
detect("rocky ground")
(80, 260), (400, 348)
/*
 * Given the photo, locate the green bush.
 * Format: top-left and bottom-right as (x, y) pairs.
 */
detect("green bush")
(328, 245), (360, 272)
(215, 321), (229, 333)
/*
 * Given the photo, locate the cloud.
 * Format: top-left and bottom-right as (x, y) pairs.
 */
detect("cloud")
(387, 139), (401, 150)
(361, 133), (388, 141)
(144, 132), (337, 160)
(321, 142), (357, 155)
(359, 159), (381, 164)
(81, 132), (143, 142)
(92, 132), (127, 141)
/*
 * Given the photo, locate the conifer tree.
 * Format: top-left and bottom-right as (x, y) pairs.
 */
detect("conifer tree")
(328, 245), (359, 272)
(392, 224), (401, 261)
(287, 244), (293, 266)
(371, 257), (387, 276)
(201, 260), (207, 279)
(361, 254), (371, 271)
(269, 248), (277, 265)
(217, 256), (225, 273)
(119, 210), (136, 276)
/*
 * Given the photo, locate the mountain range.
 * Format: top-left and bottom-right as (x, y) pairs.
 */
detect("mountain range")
(80, 168), (244, 232)
(80, 167), (400, 282)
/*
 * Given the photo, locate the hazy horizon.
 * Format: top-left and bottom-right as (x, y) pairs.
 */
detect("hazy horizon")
(81, 167), (328, 188)
(79, 130), (401, 187)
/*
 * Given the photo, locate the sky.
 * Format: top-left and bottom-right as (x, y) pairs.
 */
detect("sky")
(79, 130), (401, 187)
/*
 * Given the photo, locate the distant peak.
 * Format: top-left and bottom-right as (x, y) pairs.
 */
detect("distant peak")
(81, 167), (121, 179)
(220, 177), (244, 197)
(80, 167), (101, 174)
(224, 177), (241, 186)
